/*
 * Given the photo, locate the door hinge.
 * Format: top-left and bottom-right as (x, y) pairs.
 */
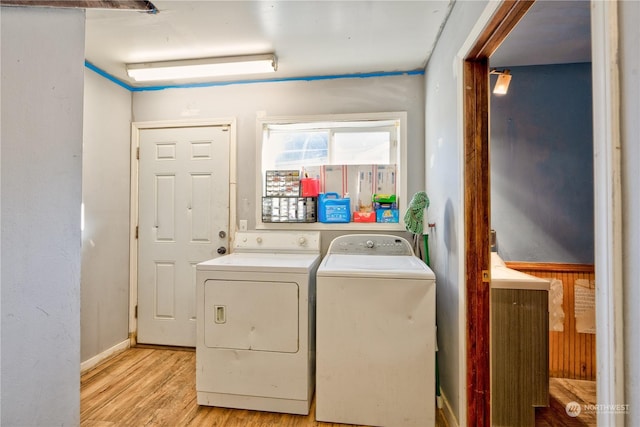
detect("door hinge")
(135, 226), (139, 239)
(136, 147), (140, 159)
(134, 305), (138, 319)
(482, 269), (490, 283)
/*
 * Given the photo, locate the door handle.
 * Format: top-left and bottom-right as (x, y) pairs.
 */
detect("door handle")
(214, 305), (226, 324)
(217, 246), (227, 255)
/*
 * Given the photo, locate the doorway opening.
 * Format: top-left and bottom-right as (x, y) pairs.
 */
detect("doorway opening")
(463, 1), (621, 426)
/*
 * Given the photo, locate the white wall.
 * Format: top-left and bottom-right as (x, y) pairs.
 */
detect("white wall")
(620, 0), (640, 423)
(1, 6), (84, 425)
(423, 1), (489, 425)
(81, 70), (132, 361)
(132, 74), (425, 250)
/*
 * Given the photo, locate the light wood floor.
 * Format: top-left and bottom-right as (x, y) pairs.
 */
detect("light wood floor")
(81, 346), (449, 427)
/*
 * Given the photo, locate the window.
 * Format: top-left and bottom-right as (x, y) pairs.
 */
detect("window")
(333, 130), (391, 165)
(257, 112), (407, 230)
(266, 130), (329, 169)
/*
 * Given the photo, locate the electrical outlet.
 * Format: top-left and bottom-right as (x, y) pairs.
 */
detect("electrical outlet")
(239, 220), (248, 231)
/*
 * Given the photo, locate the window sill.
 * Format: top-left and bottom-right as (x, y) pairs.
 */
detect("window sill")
(256, 221), (406, 231)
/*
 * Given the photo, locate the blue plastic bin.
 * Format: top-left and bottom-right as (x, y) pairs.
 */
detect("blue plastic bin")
(318, 193), (351, 223)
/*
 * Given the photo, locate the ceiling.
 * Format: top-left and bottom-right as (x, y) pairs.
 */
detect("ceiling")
(85, 0), (454, 87)
(491, 0), (591, 68)
(82, 0), (591, 88)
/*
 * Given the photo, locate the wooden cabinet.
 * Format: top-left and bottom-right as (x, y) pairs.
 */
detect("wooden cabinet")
(491, 288), (549, 427)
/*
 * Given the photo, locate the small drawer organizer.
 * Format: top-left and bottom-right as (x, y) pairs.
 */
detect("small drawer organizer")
(265, 170), (301, 197)
(262, 197), (317, 223)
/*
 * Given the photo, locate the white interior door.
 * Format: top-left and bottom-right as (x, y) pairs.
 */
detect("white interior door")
(137, 125), (230, 346)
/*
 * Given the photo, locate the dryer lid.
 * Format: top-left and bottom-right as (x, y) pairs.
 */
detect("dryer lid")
(197, 252), (320, 273)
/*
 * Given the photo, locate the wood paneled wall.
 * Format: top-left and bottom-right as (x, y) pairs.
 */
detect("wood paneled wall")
(505, 262), (596, 381)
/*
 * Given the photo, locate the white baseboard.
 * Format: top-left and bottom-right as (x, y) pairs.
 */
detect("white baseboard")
(81, 339), (130, 373)
(439, 390), (459, 427)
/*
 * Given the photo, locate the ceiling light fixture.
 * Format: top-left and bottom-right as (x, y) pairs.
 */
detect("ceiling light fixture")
(490, 68), (511, 95)
(126, 54), (277, 82)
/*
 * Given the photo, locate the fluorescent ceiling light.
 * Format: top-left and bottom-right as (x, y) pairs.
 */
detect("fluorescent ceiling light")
(490, 69), (511, 95)
(126, 54), (277, 82)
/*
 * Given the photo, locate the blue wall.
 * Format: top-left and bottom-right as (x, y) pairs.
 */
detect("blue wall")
(490, 63), (594, 263)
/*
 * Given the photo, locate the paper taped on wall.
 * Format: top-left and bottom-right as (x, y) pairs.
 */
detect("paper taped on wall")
(574, 279), (596, 334)
(548, 278), (565, 332)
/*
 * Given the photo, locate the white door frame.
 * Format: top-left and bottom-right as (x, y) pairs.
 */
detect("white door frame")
(591, 1), (625, 425)
(129, 118), (237, 344)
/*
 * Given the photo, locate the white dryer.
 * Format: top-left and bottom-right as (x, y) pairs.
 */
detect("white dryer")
(196, 231), (321, 415)
(315, 234), (436, 427)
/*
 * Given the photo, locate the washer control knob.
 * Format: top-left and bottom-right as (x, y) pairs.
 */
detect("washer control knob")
(366, 240), (375, 248)
(298, 237), (307, 246)
(256, 237), (263, 244)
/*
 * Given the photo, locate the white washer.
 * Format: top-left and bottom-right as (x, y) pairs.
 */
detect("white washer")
(196, 231), (321, 415)
(316, 234), (436, 427)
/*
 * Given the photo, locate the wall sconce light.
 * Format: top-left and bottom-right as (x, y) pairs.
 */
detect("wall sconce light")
(490, 69), (511, 95)
(126, 54), (277, 82)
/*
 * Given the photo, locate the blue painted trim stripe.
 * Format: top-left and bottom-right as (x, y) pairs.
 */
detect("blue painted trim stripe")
(83, 61), (424, 92)
(84, 60), (136, 91)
